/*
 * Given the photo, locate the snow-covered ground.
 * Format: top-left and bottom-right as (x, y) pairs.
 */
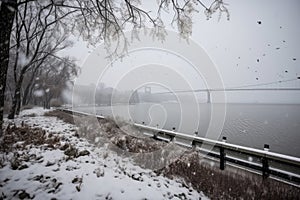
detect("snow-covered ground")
(0, 107), (207, 200)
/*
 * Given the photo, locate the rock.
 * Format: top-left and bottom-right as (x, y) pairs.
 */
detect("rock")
(48, 189), (55, 194)
(72, 177), (82, 184)
(52, 168), (60, 172)
(73, 132), (80, 138)
(18, 164), (28, 170)
(60, 143), (69, 151)
(174, 193), (186, 199)
(45, 161), (55, 167)
(94, 168), (104, 178)
(76, 185), (81, 192)
(18, 191), (30, 199)
(77, 150), (90, 157)
(10, 159), (20, 170)
(32, 175), (43, 182)
(64, 146), (77, 157)
(131, 174), (143, 182)
(36, 156), (43, 161)
(54, 182), (63, 190)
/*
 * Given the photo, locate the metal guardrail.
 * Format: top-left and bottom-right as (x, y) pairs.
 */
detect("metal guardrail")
(58, 108), (300, 187)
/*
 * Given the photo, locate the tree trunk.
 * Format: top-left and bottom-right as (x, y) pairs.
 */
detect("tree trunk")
(22, 67), (40, 106)
(8, 74), (24, 119)
(22, 81), (32, 106)
(0, 0), (17, 135)
(45, 92), (50, 109)
(16, 94), (21, 115)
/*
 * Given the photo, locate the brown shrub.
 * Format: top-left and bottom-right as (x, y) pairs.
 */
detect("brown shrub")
(111, 134), (163, 153)
(158, 151), (300, 199)
(50, 99), (62, 107)
(1, 125), (61, 153)
(21, 104), (34, 110)
(44, 110), (74, 124)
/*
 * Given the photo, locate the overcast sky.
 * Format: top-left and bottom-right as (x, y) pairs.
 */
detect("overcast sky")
(60, 0), (300, 103)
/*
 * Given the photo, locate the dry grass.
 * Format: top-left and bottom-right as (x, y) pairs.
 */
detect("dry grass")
(44, 110), (300, 199)
(21, 104), (35, 110)
(22, 113), (36, 117)
(45, 110), (164, 153)
(1, 124), (61, 153)
(158, 151), (300, 199)
(0, 124), (63, 171)
(112, 134), (163, 153)
(44, 110), (75, 125)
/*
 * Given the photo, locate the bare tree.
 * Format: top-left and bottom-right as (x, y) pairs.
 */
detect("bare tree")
(0, 0), (17, 135)
(7, 1), (74, 119)
(0, 0), (229, 133)
(60, 0), (229, 55)
(32, 56), (78, 109)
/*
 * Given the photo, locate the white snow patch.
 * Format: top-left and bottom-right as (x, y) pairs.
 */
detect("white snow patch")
(20, 107), (49, 117)
(1, 108), (208, 200)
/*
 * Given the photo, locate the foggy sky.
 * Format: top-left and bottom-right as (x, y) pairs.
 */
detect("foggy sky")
(60, 0), (300, 103)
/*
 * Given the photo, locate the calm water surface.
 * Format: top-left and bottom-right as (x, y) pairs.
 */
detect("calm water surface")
(75, 103), (300, 157)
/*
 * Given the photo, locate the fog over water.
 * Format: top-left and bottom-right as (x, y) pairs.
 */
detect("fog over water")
(69, 0), (300, 158)
(74, 103), (300, 157)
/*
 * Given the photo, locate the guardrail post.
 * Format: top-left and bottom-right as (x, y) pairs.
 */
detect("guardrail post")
(191, 140), (197, 150)
(169, 135), (175, 142)
(262, 156), (269, 179)
(220, 147), (226, 170)
(262, 144), (270, 179)
(220, 136), (227, 170)
(153, 132), (158, 140)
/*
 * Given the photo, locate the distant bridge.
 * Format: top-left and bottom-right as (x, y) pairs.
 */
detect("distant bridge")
(147, 77), (300, 103)
(152, 88), (300, 103)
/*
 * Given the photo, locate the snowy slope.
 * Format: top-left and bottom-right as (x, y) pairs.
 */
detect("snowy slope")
(0, 107), (207, 200)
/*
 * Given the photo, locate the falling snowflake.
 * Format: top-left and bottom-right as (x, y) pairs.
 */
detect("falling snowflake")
(33, 89), (44, 97)
(95, 137), (100, 143)
(248, 157), (253, 162)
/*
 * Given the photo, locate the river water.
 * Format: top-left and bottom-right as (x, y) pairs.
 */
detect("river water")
(74, 103), (300, 157)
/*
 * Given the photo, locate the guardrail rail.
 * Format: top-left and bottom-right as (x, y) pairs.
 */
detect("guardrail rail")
(58, 108), (300, 187)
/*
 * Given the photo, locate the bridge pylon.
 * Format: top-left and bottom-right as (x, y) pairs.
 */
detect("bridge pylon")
(207, 90), (211, 103)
